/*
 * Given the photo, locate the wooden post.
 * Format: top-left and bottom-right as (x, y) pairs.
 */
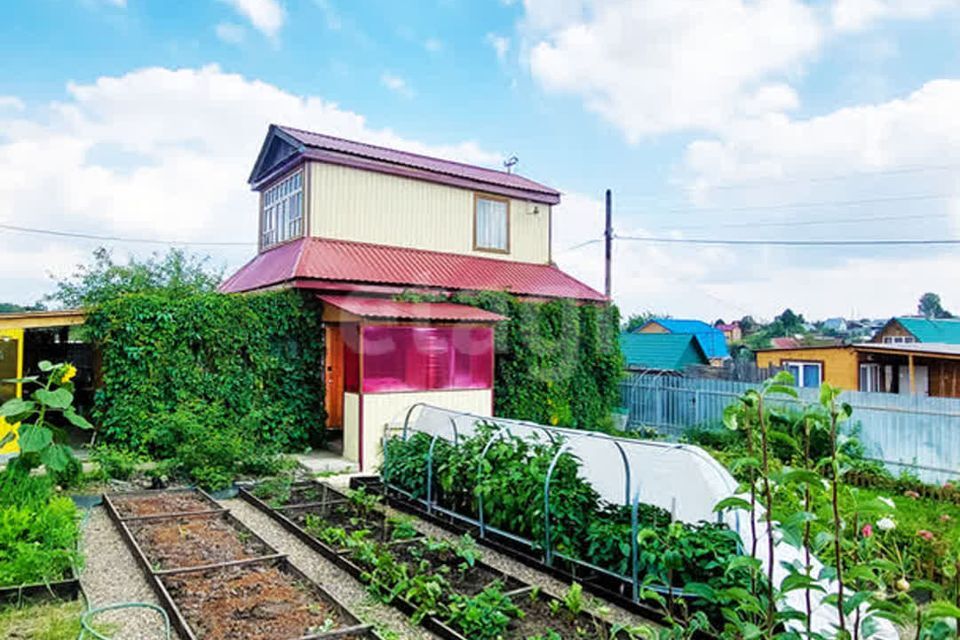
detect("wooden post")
(604, 189), (613, 299)
(908, 354), (916, 394)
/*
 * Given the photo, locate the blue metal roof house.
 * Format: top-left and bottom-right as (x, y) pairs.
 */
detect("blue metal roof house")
(635, 318), (731, 363)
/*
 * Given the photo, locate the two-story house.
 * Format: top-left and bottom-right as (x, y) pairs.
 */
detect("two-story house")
(221, 124), (605, 470)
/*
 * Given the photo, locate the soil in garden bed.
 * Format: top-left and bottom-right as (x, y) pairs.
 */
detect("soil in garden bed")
(509, 595), (636, 640)
(288, 502), (390, 541)
(388, 541), (524, 596)
(127, 514), (273, 571)
(111, 492), (217, 518)
(162, 563), (350, 640)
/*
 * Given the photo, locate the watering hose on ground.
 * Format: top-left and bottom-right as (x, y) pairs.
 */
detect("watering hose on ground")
(74, 502), (173, 640)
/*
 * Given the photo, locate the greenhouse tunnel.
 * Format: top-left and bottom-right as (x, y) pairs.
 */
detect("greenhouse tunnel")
(379, 403), (898, 640)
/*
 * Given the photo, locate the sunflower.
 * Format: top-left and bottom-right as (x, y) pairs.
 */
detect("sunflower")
(60, 364), (77, 384)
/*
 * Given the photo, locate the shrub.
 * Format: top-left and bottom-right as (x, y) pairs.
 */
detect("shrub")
(0, 468), (80, 587)
(86, 289), (325, 452)
(90, 444), (143, 481)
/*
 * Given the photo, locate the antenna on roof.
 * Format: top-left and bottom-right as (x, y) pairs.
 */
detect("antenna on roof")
(503, 155), (519, 174)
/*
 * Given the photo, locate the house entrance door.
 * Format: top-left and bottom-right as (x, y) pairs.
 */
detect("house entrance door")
(324, 325), (344, 429)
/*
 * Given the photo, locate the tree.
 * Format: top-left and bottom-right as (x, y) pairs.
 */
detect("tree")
(918, 292), (952, 319)
(0, 302), (45, 313)
(739, 315), (758, 334)
(622, 311), (668, 333)
(48, 247), (223, 308)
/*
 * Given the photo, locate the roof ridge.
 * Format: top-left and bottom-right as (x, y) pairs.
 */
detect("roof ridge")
(275, 123), (556, 193)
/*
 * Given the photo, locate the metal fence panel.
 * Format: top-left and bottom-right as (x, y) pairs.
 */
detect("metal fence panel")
(620, 374), (960, 483)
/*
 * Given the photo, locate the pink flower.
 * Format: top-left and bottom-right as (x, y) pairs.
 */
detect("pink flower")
(904, 490), (920, 499)
(917, 529), (935, 541)
(861, 524), (874, 538)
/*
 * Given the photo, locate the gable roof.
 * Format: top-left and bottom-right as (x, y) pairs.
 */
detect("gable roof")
(220, 237), (606, 302)
(888, 317), (960, 344)
(619, 333), (709, 371)
(640, 318), (731, 360)
(248, 124), (561, 205)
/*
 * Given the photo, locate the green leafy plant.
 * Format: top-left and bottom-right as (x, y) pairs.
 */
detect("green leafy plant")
(0, 360), (92, 475)
(90, 444), (143, 481)
(444, 582), (520, 640)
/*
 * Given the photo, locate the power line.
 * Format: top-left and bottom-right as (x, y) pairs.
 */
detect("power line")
(645, 192), (958, 216)
(0, 223), (255, 247)
(556, 238), (602, 254)
(616, 234), (960, 247)
(647, 212), (948, 232)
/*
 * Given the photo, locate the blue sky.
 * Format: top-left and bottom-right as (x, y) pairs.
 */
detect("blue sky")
(2, 0), (960, 320)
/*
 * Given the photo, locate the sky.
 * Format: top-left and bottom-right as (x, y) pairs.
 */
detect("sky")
(2, 0), (960, 322)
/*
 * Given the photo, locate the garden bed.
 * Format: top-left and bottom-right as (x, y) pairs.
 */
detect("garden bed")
(103, 489), (378, 640)
(241, 480), (653, 640)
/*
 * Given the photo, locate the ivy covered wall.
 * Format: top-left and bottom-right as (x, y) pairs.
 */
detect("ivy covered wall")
(86, 290), (326, 451)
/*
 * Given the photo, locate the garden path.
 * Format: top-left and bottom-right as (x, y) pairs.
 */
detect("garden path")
(79, 505), (176, 640)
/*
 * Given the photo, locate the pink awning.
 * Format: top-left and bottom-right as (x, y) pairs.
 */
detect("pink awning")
(318, 295), (506, 323)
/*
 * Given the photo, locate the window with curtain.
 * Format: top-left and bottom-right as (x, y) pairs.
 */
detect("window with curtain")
(261, 170), (303, 248)
(785, 361), (822, 388)
(475, 196), (509, 252)
(361, 325), (493, 393)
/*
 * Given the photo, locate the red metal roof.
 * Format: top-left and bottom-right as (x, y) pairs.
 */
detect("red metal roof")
(276, 125), (560, 203)
(220, 237), (606, 302)
(318, 295), (506, 322)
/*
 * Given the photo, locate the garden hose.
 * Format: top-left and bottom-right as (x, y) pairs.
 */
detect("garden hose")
(74, 504), (173, 640)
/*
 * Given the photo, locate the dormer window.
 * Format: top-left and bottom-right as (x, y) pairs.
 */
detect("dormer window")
(474, 194), (509, 253)
(261, 170), (303, 248)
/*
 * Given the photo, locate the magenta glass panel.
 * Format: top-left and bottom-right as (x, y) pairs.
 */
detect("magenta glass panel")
(361, 325), (493, 393)
(343, 323), (360, 393)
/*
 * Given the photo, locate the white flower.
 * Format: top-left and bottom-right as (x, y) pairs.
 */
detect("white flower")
(878, 496), (896, 509)
(877, 517), (896, 531)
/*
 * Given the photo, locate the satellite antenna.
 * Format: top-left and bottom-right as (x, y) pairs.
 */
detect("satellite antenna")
(503, 155), (519, 174)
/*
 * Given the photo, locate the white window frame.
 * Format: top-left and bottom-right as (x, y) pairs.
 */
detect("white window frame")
(474, 194), (509, 253)
(784, 361), (822, 388)
(882, 335), (915, 344)
(261, 170), (304, 249)
(859, 363), (881, 392)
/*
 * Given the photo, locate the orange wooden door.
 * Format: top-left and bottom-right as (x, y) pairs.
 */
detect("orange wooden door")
(325, 325), (344, 429)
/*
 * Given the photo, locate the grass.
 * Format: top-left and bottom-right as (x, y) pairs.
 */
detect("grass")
(0, 600), (85, 640)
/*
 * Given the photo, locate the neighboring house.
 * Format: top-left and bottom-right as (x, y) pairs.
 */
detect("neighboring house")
(635, 318), (730, 365)
(222, 124), (605, 470)
(619, 333), (709, 373)
(714, 321), (742, 343)
(822, 317), (848, 334)
(770, 337), (801, 349)
(756, 342), (960, 397)
(873, 316), (960, 345)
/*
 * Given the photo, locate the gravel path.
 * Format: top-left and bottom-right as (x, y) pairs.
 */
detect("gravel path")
(78, 506), (178, 640)
(222, 497), (439, 640)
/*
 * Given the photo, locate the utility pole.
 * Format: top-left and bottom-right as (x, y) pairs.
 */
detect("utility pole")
(604, 189), (613, 299)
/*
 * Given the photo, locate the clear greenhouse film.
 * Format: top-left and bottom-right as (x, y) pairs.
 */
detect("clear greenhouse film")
(380, 404), (898, 640)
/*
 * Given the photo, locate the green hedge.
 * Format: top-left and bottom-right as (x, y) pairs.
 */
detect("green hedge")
(438, 291), (624, 429)
(86, 290), (325, 451)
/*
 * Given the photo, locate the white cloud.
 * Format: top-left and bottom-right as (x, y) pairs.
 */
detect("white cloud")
(220, 0), (284, 39)
(424, 38), (443, 53)
(524, 0), (823, 141)
(314, 0), (342, 30)
(831, 0), (955, 32)
(215, 22), (246, 44)
(486, 33), (510, 61)
(0, 65), (500, 304)
(0, 96), (25, 111)
(380, 73), (415, 99)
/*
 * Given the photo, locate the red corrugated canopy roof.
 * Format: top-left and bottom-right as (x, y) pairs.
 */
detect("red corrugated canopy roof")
(318, 295), (506, 322)
(220, 237), (606, 302)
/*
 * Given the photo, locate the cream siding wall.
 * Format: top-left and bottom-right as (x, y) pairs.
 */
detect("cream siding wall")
(343, 393), (361, 463)
(308, 162), (550, 264)
(344, 389), (493, 471)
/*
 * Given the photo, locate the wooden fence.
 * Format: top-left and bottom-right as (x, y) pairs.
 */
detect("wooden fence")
(620, 373), (960, 483)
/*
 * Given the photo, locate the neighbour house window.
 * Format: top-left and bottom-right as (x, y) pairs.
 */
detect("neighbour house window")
(859, 363), (881, 393)
(784, 361), (822, 388)
(475, 195), (509, 252)
(882, 336), (915, 344)
(261, 171), (303, 248)
(361, 325), (493, 393)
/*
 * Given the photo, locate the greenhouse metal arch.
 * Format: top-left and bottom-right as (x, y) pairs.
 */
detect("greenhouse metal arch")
(382, 403), (739, 603)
